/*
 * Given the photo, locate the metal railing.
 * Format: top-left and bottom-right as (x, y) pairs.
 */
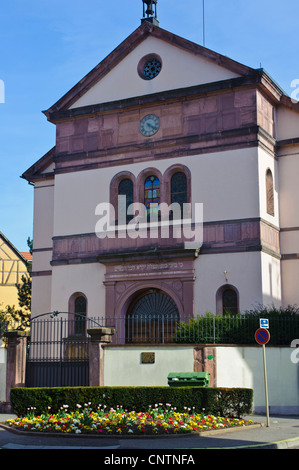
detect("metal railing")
(104, 313), (299, 345)
(172, 313), (299, 345)
(25, 312), (299, 347)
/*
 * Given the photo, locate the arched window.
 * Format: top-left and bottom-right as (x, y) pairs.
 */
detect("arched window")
(266, 169), (274, 216)
(118, 178), (134, 222)
(171, 172), (187, 207)
(216, 285), (239, 315)
(74, 295), (87, 335)
(144, 175), (160, 216)
(222, 288), (238, 315)
(126, 290), (180, 344)
(163, 165), (191, 215)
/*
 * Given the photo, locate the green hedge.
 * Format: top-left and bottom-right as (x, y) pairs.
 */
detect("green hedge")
(10, 386), (253, 418)
(174, 305), (299, 345)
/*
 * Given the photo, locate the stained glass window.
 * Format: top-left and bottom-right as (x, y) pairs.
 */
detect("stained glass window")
(144, 175), (160, 216)
(171, 172), (187, 208)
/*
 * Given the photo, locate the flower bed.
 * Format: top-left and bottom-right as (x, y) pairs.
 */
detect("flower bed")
(6, 403), (255, 436)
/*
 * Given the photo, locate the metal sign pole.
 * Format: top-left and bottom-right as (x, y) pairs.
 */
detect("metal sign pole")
(262, 343), (270, 427)
(255, 327), (270, 427)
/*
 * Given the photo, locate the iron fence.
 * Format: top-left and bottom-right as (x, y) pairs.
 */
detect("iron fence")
(25, 312), (299, 350)
(25, 316), (101, 387)
(22, 312), (299, 387)
(89, 313), (299, 345)
(172, 314), (299, 345)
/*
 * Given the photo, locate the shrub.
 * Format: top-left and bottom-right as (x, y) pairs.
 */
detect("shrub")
(174, 305), (299, 345)
(10, 386), (253, 419)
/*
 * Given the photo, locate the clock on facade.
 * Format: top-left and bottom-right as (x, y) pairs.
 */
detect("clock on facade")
(139, 114), (160, 136)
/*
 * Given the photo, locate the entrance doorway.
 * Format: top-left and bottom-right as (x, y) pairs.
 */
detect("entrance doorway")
(126, 290), (180, 344)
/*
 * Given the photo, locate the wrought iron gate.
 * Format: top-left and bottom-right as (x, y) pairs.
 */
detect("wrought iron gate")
(25, 316), (91, 387)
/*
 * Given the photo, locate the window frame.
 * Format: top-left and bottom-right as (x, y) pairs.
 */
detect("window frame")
(266, 168), (274, 217)
(216, 284), (239, 316)
(110, 171), (136, 224)
(68, 292), (88, 336)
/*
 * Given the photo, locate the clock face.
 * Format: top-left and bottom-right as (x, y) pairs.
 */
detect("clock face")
(139, 114), (160, 137)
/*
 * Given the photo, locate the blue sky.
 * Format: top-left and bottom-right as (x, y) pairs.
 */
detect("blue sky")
(0, 0), (298, 251)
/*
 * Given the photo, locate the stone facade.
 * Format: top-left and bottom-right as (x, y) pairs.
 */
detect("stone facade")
(22, 21), (299, 325)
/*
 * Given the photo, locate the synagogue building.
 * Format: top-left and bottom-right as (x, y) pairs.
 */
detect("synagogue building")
(22, 1), (299, 343)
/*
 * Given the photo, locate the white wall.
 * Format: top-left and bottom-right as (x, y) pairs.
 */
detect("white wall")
(102, 344), (299, 415)
(31, 275), (52, 317)
(53, 147), (259, 238)
(194, 252), (263, 314)
(278, 146), (299, 307)
(33, 181), (55, 249)
(261, 252), (281, 307)
(278, 151), (299, 228)
(281, 260), (299, 308)
(216, 346), (299, 415)
(70, 36), (240, 109)
(50, 263), (106, 316)
(276, 106), (299, 141)
(104, 345), (194, 387)
(31, 180), (54, 318)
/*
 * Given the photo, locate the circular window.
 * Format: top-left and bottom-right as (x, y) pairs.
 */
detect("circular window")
(138, 54), (162, 80)
(143, 58), (161, 80)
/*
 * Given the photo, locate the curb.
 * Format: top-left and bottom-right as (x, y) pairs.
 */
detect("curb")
(212, 437), (299, 450)
(244, 437), (299, 449)
(0, 422), (263, 440)
(2, 421), (299, 449)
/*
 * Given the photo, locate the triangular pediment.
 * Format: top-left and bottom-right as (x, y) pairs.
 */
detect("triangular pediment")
(21, 147), (55, 183)
(44, 23), (255, 119)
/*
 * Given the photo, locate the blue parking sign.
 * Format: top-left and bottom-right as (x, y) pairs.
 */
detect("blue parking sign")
(260, 318), (269, 329)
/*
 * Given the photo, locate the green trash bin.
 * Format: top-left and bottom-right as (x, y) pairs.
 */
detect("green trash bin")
(168, 372), (210, 387)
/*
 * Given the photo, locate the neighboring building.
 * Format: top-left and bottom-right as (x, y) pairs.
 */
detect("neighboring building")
(0, 232), (31, 310)
(22, 3), (299, 342)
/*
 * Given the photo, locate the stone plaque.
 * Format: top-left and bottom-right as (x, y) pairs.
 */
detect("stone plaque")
(141, 352), (155, 364)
